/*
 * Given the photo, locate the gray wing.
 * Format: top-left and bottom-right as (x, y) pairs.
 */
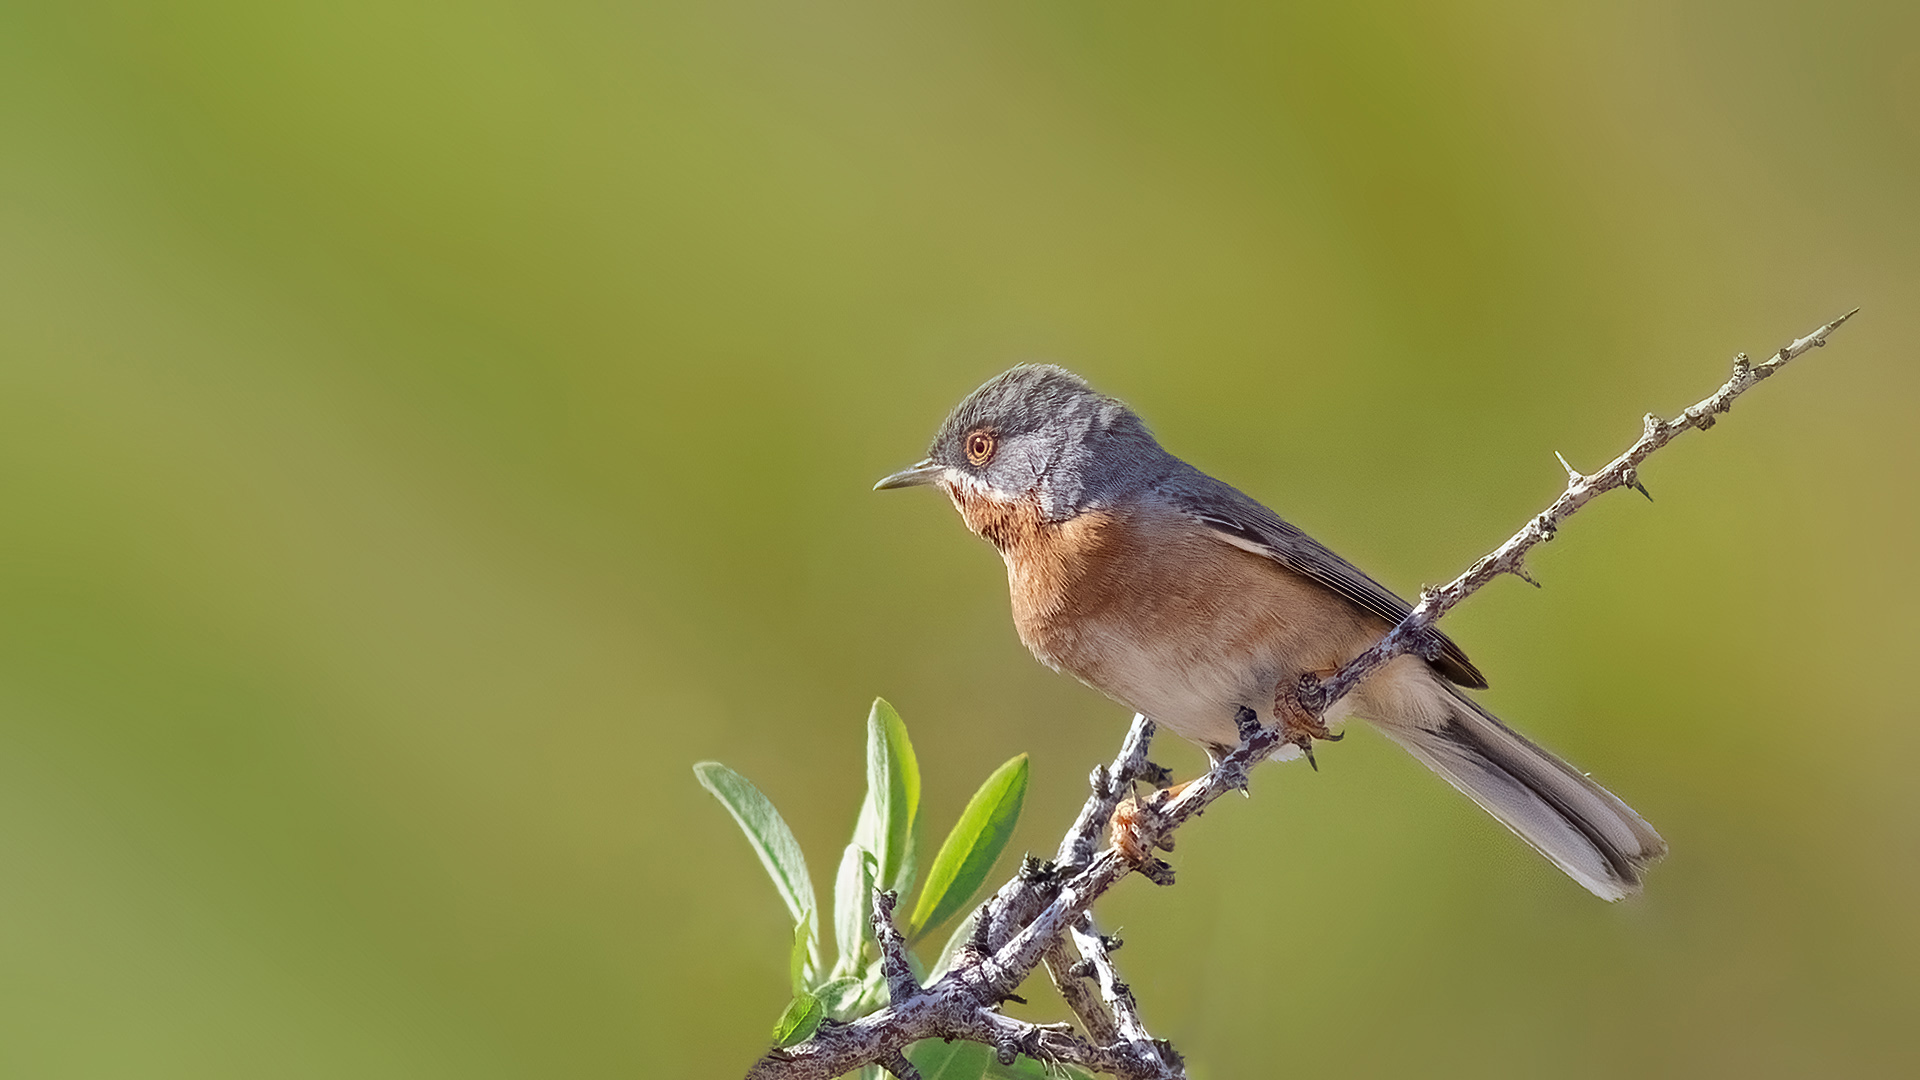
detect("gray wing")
(1158, 469), (1488, 689)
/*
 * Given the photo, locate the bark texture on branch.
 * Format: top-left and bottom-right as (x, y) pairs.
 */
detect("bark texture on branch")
(743, 311), (1857, 1080)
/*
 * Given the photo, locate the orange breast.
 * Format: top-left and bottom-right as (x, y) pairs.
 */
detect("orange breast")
(947, 487), (1386, 712)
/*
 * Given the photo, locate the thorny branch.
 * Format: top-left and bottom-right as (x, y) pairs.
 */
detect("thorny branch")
(743, 311), (1858, 1080)
(1297, 307), (1860, 714)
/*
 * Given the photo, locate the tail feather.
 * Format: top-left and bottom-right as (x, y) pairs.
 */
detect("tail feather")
(1378, 685), (1667, 901)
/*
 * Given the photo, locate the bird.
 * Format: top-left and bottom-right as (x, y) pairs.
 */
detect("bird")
(875, 364), (1666, 900)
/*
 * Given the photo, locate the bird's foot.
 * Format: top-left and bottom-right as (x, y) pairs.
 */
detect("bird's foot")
(1110, 782), (1182, 885)
(1275, 678), (1344, 772)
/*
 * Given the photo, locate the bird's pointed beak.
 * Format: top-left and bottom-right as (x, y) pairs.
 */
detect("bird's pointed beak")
(873, 459), (945, 491)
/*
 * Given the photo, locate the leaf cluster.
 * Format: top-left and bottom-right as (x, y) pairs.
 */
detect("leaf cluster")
(695, 699), (1036, 1078)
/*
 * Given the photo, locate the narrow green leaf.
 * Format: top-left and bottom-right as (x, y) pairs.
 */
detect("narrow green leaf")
(909, 754), (1029, 937)
(812, 976), (865, 1020)
(770, 991), (823, 1048)
(896, 809), (925, 900)
(858, 964), (889, 1012)
(692, 762), (819, 976)
(853, 794), (879, 875)
(927, 908), (979, 982)
(788, 911), (812, 996)
(855, 699), (920, 897)
(880, 699), (921, 833)
(832, 843), (876, 976)
(906, 1038), (992, 1080)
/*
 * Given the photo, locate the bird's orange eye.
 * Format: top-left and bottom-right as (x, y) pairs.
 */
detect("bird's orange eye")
(965, 430), (996, 466)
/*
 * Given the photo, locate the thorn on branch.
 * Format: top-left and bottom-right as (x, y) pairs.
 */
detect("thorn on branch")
(1510, 561), (1541, 588)
(1555, 450), (1582, 485)
(879, 1050), (923, 1080)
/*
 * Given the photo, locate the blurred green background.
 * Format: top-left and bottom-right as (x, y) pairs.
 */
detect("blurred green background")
(1, 1), (1915, 1076)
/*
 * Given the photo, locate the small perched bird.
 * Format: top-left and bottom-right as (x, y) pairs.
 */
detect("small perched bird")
(876, 365), (1665, 900)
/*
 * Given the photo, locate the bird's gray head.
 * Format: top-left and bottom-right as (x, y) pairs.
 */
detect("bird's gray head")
(874, 364), (1169, 521)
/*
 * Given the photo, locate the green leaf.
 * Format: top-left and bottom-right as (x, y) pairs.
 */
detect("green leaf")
(927, 907), (979, 982)
(858, 964), (889, 1012)
(692, 762), (819, 976)
(897, 809), (925, 902)
(909, 754), (1029, 937)
(788, 910), (812, 996)
(832, 843), (876, 976)
(770, 991), (822, 1048)
(812, 976), (865, 1020)
(906, 1038), (992, 1080)
(854, 699), (920, 897)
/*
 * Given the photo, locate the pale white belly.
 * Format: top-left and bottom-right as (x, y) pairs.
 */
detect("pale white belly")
(1062, 614), (1363, 757)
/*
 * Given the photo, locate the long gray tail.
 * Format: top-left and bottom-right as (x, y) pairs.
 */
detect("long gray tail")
(1379, 685), (1667, 901)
